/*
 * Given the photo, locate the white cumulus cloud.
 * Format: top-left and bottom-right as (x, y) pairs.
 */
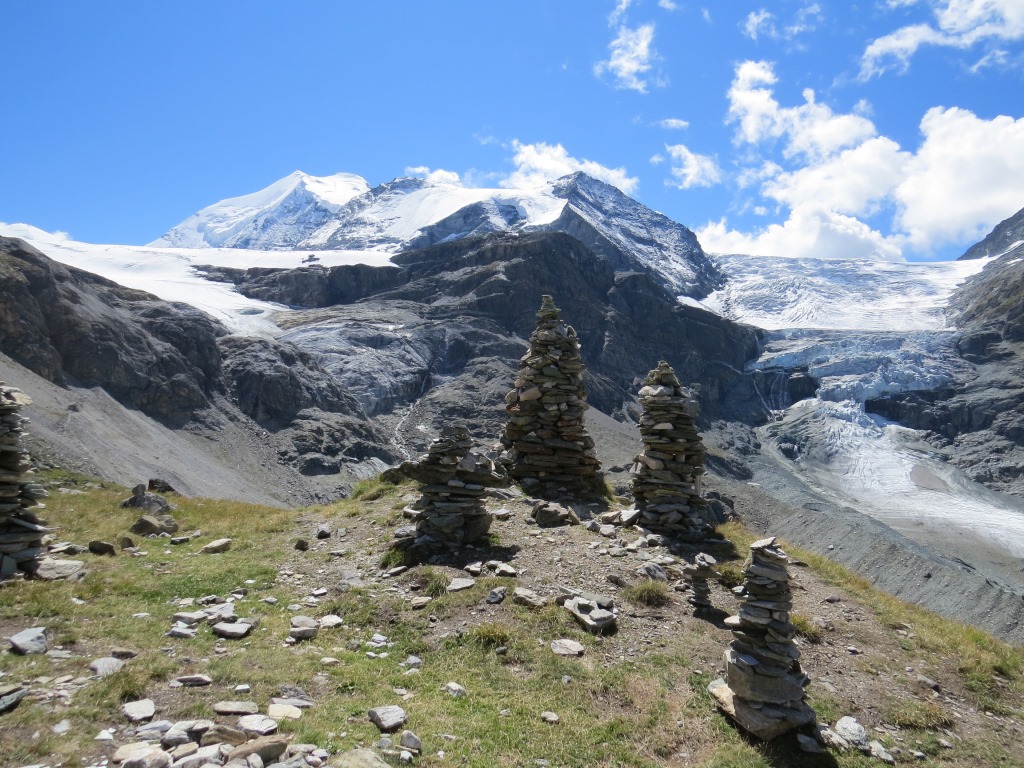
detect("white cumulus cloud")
(501, 140), (639, 193)
(404, 166), (463, 186)
(861, 0), (1024, 79)
(664, 144), (722, 189)
(658, 117), (690, 130)
(692, 59), (1024, 260)
(594, 24), (663, 92)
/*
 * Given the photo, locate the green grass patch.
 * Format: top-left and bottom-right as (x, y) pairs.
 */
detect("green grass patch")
(622, 579), (671, 607)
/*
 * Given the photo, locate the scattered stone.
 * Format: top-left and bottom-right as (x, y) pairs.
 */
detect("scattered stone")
(267, 703), (303, 720)
(708, 537), (815, 740)
(834, 716), (869, 749)
(444, 682), (467, 698)
(111, 646), (139, 659)
(368, 705), (407, 732)
(486, 586), (507, 604)
(319, 614), (344, 629)
(122, 699), (156, 721)
(0, 683), (27, 713)
(398, 729), (421, 754)
(447, 577), (476, 593)
(550, 639), (585, 657)
(9, 626), (47, 655)
(212, 621), (254, 639)
(512, 587), (547, 608)
(122, 484), (173, 517)
(200, 723), (248, 746)
(295, 539), (309, 551)
(409, 596), (432, 609)
(237, 714), (279, 736)
(563, 596), (616, 634)
(199, 538), (232, 554)
(88, 539), (116, 556)
(326, 748), (393, 767)
(540, 711), (560, 724)
(290, 616), (319, 641)
(213, 701), (259, 716)
(796, 733), (825, 753)
(498, 296), (600, 490)
(226, 735), (290, 763)
(89, 656), (125, 677)
(630, 361), (709, 539)
(33, 557), (84, 580)
(175, 674), (213, 687)
(316, 524), (332, 539)
(869, 740), (896, 764)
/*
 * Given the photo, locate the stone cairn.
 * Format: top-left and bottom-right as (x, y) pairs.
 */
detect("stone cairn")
(499, 295), (600, 490)
(708, 537), (815, 740)
(0, 383), (48, 579)
(401, 426), (506, 549)
(630, 361), (707, 539)
(683, 552), (717, 610)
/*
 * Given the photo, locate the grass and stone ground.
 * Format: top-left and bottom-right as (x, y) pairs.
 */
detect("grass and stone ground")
(1, 471), (1023, 767)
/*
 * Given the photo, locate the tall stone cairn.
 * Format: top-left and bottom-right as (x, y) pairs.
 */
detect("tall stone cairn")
(630, 360), (707, 538)
(708, 537), (815, 740)
(0, 383), (49, 579)
(500, 295), (600, 489)
(404, 426), (506, 548)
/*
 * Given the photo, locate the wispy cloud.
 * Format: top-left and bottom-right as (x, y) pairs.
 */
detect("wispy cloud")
(658, 117), (690, 130)
(743, 9), (777, 41)
(860, 0), (1024, 79)
(405, 166), (463, 186)
(594, 23), (664, 92)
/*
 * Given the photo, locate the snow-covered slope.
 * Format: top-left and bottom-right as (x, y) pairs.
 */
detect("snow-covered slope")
(150, 171), (370, 249)
(702, 254), (988, 331)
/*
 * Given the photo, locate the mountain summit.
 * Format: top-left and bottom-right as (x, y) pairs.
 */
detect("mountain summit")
(152, 171), (722, 297)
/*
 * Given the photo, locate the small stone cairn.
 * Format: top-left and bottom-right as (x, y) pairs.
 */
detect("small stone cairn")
(709, 537), (815, 740)
(683, 552), (717, 610)
(499, 295), (600, 490)
(402, 426), (506, 548)
(630, 361), (707, 539)
(0, 383), (48, 579)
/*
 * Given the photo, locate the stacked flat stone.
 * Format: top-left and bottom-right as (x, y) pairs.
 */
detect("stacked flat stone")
(500, 295), (600, 489)
(404, 426), (505, 547)
(683, 552), (717, 609)
(709, 537), (815, 740)
(631, 361), (707, 539)
(0, 383), (48, 579)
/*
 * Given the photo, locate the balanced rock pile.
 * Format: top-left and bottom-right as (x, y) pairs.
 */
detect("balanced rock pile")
(0, 383), (48, 579)
(630, 361), (707, 539)
(683, 552), (717, 610)
(709, 537), (815, 740)
(402, 426), (506, 548)
(499, 295), (600, 490)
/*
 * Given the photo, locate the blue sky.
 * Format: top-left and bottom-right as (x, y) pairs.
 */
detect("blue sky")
(2, 0), (1023, 261)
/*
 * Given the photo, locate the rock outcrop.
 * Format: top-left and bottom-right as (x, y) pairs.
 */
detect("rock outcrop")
(0, 383), (48, 578)
(500, 296), (600, 491)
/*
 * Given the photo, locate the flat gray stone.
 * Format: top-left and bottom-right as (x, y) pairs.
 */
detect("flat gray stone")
(326, 748), (393, 767)
(447, 577), (475, 592)
(10, 627), (47, 654)
(122, 698), (155, 721)
(237, 714), (279, 736)
(550, 639), (585, 657)
(368, 705), (407, 732)
(199, 538), (232, 554)
(89, 656), (125, 677)
(34, 558), (85, 580)
(121, 747), (172, 768)
(212, 701), (259, 715)
(835, 716), (868, 748)
(175, 674), (212, 687)
(212, 621), (252, 639)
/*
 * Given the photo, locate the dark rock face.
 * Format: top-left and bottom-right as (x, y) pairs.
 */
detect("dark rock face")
(225, 233), (764, 456)
(0, 237), (225, 427)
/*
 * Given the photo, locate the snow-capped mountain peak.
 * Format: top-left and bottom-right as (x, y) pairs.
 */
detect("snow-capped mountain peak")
(150, 171), (370, 249)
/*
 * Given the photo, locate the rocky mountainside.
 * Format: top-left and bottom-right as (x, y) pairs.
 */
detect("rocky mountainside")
(866, 213), (1024, 495)
(959, 203), (1024, 261)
